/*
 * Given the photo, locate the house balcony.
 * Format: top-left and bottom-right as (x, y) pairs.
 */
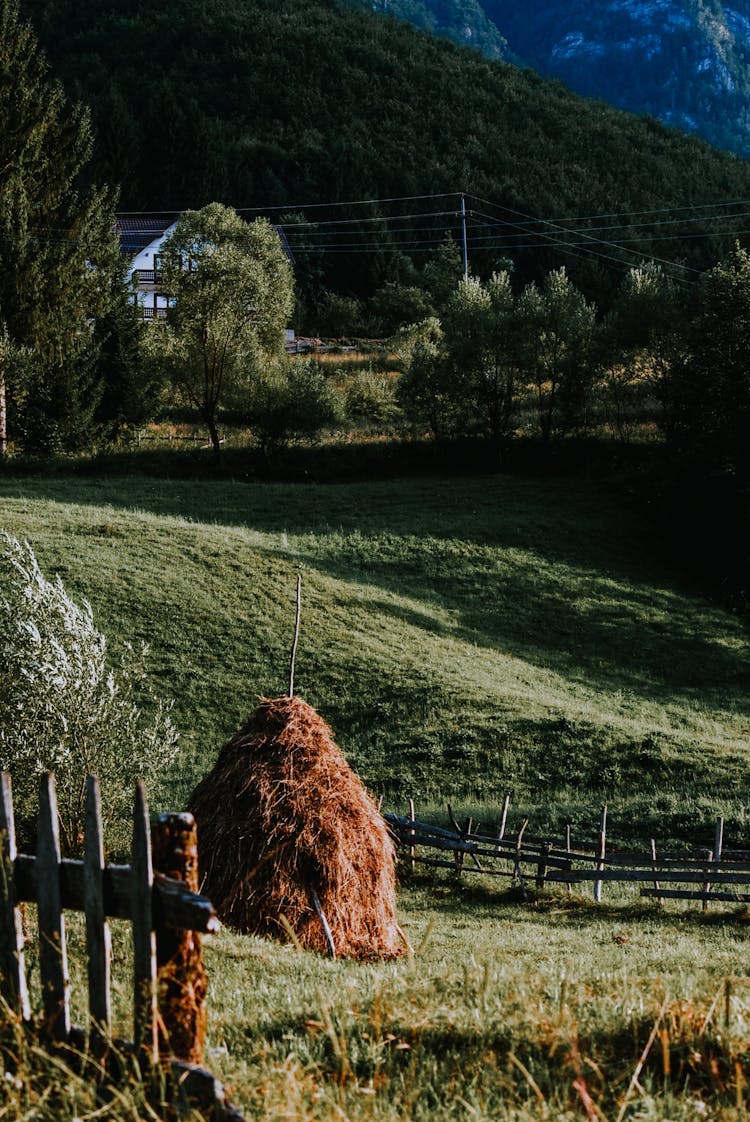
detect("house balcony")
(141, 306), (169, 320)
(133, 269), (163, 286)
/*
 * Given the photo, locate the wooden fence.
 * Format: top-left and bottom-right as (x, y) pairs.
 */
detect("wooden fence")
(0, 771), (243, 1121)
(386, 802), (750, 909)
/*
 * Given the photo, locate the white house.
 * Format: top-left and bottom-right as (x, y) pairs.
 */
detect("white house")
(117, 214), (296, 321)
(117, 216), (178, 320)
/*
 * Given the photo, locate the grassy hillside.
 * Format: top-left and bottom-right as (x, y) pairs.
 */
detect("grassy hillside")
(2, 469), (750, 1118)
(0, 470), (747, 843)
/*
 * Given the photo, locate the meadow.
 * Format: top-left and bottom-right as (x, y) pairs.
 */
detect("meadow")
(1, 466), (749, 1118)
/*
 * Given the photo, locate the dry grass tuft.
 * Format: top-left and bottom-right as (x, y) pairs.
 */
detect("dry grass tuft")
(188, 696), (402, 960)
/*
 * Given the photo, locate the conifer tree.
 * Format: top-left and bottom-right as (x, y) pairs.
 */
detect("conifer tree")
(0, 0), (118, 455)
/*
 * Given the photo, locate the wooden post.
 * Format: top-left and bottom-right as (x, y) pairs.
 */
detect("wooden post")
(703, 848), (715, 913)
(0, 773), (30, 1020)
(408, 797), (416, 874)
(37, 773), (71, 1043)
(514, 819), (529, 901)
(705, 818), (725, 913)
(594, 805), (607, 904)
(131, 781), (158, 1065)
(565, 825), (572, 896)
(650, 838), (663, 908)
(151, 812), (208, 1065)
(288, 573), (302, 698)
(498, 795), (510, 841)
(536, 842), (550, 890)
(447, 805), (464, 876)
(83, 776), (111, 1060)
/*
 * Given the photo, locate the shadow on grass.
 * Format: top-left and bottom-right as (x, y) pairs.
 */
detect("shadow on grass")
(1, 466), (747, 741)
(400, 873), (750, 935)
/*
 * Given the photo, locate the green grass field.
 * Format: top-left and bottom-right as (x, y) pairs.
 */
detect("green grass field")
(1, 468), (749, 1118)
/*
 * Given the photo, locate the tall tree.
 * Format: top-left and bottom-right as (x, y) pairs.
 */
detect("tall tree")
(148, 203), (295, 459)
(441, 272), (521, 447)
(599, 262), (683, 443)
(518, 268), (597, 443)
(663, 243), (750, 472)
(0, 0), (118, 456)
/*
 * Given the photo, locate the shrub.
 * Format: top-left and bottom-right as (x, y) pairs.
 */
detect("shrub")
(0, 532), (179, 852)
(248, 357), (342, 454)
(344, 368), (400, 427)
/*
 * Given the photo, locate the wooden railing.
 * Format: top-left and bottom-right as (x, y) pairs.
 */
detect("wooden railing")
(133, 269), (163, 285)
(0, 772), (243, 1120)
(386, 805), (750, 909)
(141, 306), (169, 320)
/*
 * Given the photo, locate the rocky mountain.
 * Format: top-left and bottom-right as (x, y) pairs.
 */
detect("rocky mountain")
(355, 0), (509, 57)
(359, 0), (750, 156)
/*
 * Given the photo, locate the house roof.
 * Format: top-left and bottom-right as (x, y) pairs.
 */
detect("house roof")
(116, 215), (178, 256)
(116, 214), (295, 264)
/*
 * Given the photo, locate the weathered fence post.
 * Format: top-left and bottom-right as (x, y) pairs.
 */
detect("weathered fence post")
(408, 797), (416, 874)
(131, 781), (158, 1065)
(536, 841), (551, 890)
(650, 838), (663, 908)
(514, 819), (529, 901)
(151, 812), (208, 1065)
(0, 773), (31, 1020)
(594, 805), (607, 904)
(83, 776), (111, 1061)
(498, 795), (510, 842)
(37, 773), (71, 1043)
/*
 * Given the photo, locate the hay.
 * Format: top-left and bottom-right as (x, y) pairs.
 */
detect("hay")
(187, 696), (402, 960)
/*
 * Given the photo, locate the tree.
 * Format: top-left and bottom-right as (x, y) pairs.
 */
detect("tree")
(421, 239), (464, 313)
(0, 325), (28, 458)
(662, 243), (750, 471)
(150, 203), (295, 459)
(441, 272), (521, 448)
(518, 268), (597, 443)
(598, 262), (683, 442)
(396, 317), (453, 438)
(0, 0), (119, 456)
(94, 259), (161, 441)
(0, 533), (178, 852)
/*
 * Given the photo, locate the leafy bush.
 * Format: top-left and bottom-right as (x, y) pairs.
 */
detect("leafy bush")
(248, 357), (343, 454)
(344, 368), (400, 427)
(0, 532), (179, 852)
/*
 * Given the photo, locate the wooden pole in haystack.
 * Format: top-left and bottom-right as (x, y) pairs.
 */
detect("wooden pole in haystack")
(289, 573), (302, 698)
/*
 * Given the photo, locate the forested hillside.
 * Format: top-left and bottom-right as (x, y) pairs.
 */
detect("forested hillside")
(18, 0), (750, 298)
(361, 0), (750, 159)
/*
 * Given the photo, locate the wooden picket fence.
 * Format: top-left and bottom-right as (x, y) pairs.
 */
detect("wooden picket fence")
(386, 801), (750, 910)
(0, 771), (244, 1121)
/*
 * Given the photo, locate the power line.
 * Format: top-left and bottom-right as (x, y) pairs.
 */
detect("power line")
(115, 191), (458, 217)
(466, 204), (703, 277)
(467, 192), (750, 226)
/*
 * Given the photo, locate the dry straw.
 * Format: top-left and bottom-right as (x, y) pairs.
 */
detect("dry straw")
(188, 695), (402, 960)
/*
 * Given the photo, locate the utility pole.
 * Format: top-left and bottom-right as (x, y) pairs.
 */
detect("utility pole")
(459, 192), (469, 280)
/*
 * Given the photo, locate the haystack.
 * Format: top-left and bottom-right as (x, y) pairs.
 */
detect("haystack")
(187, 696), (402, 960)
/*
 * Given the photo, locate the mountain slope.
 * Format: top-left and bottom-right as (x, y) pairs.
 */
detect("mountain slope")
(365, 0), (750, 157)
(352, 0), (509, 57)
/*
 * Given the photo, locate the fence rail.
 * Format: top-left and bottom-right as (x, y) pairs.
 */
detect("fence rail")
(0, 771), (243, 1120)
(385, 804), (750, 908)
